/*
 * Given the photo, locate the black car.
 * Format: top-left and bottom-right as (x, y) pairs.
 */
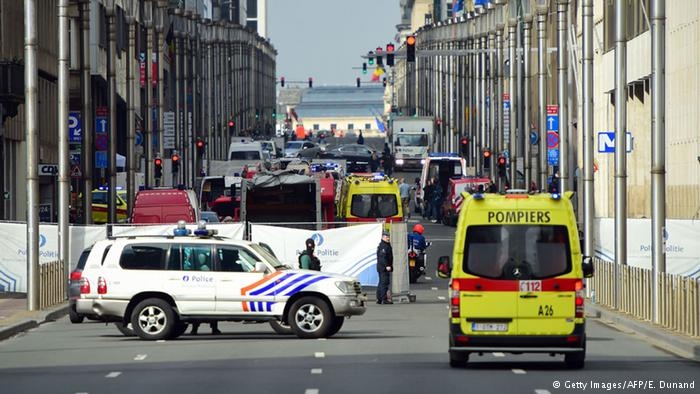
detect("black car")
(320, 144), (376, 172)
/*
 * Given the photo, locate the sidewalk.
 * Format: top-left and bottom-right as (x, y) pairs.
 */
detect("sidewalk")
(0, 293), (68, 341)
(587, 302), (700, 362)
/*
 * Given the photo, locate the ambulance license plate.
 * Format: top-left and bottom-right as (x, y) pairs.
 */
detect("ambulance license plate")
(471, 322), (508, 332)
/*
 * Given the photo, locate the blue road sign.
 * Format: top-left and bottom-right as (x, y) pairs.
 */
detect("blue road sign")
(70, 153), (81, 164)
(546, 115), (559, 131)
(135, 131), (143, 146)
(547, 131), (559, 149)
(530, 131), (538, 145)
(547, 148), (559, 166)
(95, 151), (107, 169)
(68, 112), (82, 142)
(95, 116), (108, 134)
(597, 131), (633, 153)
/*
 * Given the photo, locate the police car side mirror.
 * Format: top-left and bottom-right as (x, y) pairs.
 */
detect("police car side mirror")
(436, 255), (451, 278)
(582, 256), (594, 278)
(255, 262), (268, 273)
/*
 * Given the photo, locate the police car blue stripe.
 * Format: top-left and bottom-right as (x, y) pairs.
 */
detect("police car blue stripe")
(280, 275), (327, 296)
(248, 273), (296, 296)
(256, 273), (318, 296)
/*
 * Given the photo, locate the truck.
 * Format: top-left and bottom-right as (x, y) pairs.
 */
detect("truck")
(239, 170), (336, 229)
(390, 116), (435, 171)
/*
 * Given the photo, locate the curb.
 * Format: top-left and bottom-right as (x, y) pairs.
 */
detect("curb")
(0, 304), (69, 342)
(588, 303), (700, 362)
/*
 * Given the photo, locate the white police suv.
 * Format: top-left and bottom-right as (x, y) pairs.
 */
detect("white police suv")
(89, 222), (366, 340)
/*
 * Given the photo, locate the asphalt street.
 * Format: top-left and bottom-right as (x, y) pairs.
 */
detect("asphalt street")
(0, 218), (698, 394)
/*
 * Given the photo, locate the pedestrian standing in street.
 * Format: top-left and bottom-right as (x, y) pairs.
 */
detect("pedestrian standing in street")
(381, 150), (394, 177)
(376, 231), (394, 304)
(369, 152), (381, 172)
(398, 178), (411, 219)
(357, 130), (365, 145)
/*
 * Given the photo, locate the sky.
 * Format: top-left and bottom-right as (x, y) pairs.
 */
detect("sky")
(267, 0), (401, 87)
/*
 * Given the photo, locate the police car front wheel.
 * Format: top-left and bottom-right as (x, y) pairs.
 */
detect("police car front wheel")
(289, 297), (333, 339)
(131, 298), (177, 340)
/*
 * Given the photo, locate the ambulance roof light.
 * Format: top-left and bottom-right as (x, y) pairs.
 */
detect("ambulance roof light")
(551, 193), (561, 200)
(472, 193), (485, 200)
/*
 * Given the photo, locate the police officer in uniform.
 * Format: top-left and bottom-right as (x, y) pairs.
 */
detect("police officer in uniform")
(376, 231), (393, 304)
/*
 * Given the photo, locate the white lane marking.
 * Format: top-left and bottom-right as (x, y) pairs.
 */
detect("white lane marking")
(512, 369), (526, 374)
(317, 338), (327, 341)
(314, 352), (325, 358)
(105, 372), (122, 378)
(535, 390), (551, 394)
(310, 368), (323, 374)
(492, 352), (505, 357)
(304, 390), (319, 394)
(134, 354), (147, 361)
(431, 287), (439, 291)
(156, 340), (165, 343)
(437, 296), (446, 300)
(75, 392), (89, 394)
(424, 276), (433, 280)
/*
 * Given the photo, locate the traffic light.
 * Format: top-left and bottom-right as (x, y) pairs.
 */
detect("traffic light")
(228, 119), (235, 135)
(308, 77), (313, 88)
(497, 156), (507, 178)
(154, 158), (163, 178)
(482, 149), (492, 169)
(459, 137), (469, 156)
(406, 35), (416, 62)
(196, 138), (205, 158)
(255, 109), (260, 120)
(368, 51), (375, 66)
(375, 46), (383, 66)
(386, 43), (395, 67)
(171, 153), (180, 173)
(280, 76), (285, 87)
(356, 77), (361, 88)
(382, 77), (387, 87)
(362, 62), (367, 74)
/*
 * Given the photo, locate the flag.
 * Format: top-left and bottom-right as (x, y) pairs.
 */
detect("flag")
(371, 66), (385, 82)
(164, 22), (174, 64)
(375, 117), (386, 133)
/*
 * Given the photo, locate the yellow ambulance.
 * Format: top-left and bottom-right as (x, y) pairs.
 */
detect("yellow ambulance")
(91, 187), (128, 224)
(336, 173), (403, 223)
(436, 190), (594, 369)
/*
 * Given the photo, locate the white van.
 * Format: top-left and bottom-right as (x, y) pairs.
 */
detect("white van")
(228, 140), (269, 161)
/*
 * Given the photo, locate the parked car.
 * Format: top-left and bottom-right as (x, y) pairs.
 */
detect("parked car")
(284, 141), (323, 159)
(68, 247), (93, 323)
(319, 143), (375, 172)
(200, 211), (220, 223)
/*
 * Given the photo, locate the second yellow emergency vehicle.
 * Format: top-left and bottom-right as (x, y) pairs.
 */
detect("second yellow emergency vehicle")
(437, 190), (594, 369)
(336, 173), (403, 223)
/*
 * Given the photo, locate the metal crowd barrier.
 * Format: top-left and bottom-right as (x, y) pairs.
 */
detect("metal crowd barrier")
(589, 257), (700, 337)
(39, 260), (66, 310)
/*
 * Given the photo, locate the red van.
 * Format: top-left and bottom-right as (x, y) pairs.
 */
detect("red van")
(441, 177), (491, 226)
(130, 188), (199, 224)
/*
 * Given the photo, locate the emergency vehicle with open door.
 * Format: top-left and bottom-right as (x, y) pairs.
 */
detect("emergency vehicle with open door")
(437, 190), (594, 369)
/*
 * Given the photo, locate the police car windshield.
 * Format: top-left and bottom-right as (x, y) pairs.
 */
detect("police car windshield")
(249, 243), (286, 268)
(463, 225), (571, 280)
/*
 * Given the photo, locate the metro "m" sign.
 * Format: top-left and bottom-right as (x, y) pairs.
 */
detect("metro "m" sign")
(597, 132), (633, 153)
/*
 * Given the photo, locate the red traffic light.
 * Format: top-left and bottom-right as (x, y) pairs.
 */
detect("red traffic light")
(196, 139), (204, 148)
(280, 76), (285, 87)
(154, 158), (162, 166)
(171, 154), (180, 163)
(386, 43), (395, 53)
(375, 46), (383, 53)
(483, 149), (492, 158)
(498, 156), (506, 166)
(460, 137), (468, 145)
(228, 120), (235, 128)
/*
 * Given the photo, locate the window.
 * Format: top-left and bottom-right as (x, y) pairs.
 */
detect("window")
(603, 0), (650, 52)
(216, 245), (261, 272)
(179, 244), (213, 271)
(120, 244), (168, 270)
(330, 123), (337, 130)
(348, 124), (354, 130)
(230, 151), (262, 160)
(462, 225), (571, 280)
(350, 194), (398, 218)
(313, 124), (320, 131)
(396, 134), (428, 147)
(365, 124), (371, 130)
(92, 191), (107, 205)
